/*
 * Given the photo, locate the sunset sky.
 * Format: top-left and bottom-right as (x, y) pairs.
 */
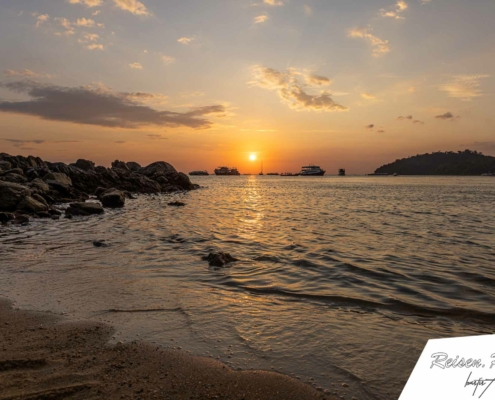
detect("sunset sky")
(0, 0), (494, 174)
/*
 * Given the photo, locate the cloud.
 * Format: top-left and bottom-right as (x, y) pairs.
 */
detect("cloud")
(439, 74), (490, 101)
(435, 111), (460, 121)
(86, 43), (104, 50)
(254, 15), (269, 24)
(4, 69), (53, 79)
(113, 0), (151, 16)
(114, 140), (126, 143)
(421, 0), (431, 4)
(2, 138), (45, 148)
(365, 124), (374, 129)
(397, 115), (413, 120)
(75, 18), (103, 28)
(361, 93), (376, 100)
(304, 5), (313, 16)
(147, 134), (168, 140)
(162, 55), (176, 65)
(413, 120), (425, 124)
(68, 0), (102, 7)
(35, 14), (49, 28)
(380, 1), (408, 19)
(177, 37), (194, 45)
(0, 80), (225, 130)
(263, 0), (283, 5)
(377, 129), (385, 133)
(304, 74), (331, 86)
(249, 65), (348, 112)
(349, 27), (390, 57)
(129, 62), (143, 69)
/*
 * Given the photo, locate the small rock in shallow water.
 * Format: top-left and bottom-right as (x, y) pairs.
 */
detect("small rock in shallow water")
(168, 201), (185, 207)
(202, 252), (238, 267)
(93, 240), (109, 248)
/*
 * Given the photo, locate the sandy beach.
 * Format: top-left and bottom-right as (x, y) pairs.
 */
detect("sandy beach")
(0, 298), (334, 400)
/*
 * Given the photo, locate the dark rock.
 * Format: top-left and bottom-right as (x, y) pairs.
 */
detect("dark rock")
(51, 215), (60, 220)
(74, 159), (95, 171)
(65, 202), (104, 216)
(32, 193), (49, 207)
(100, 188), (125, 208)
(0, 181), (31, 211)
(48, 208), (62, 216)
(95, 166), (107, 174)
(2, 168), (24, 176)
(42, 172), (72, 186)
(139, 161), (176, 177)
(202, 252), (239, 267)
(14, 214), (30, 225)
(93, 240), (109, 248)
(168, 201), (185, 207)
(0, 173), (27, 184)
(17, 196), (48, 213)
(0, 212), (15, 224)
(0, 161), (12, 171)
(36, 211), (52, 219)
(94, 187), (107, 197)
(29, 178), (50, 194)
(126, 162), (141, 172)
(111, 160), (129, 170)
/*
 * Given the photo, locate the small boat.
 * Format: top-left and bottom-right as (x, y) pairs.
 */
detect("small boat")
(189, 170), (209, 176)
(393, 173), (398, 177)
(338, 169), (346, 176)
(267, 172), (279, 176)
(214, 166), (240, 175)
(299, 165), (326, 176)
(259, 161), (264, 176)
(280, 172), (298, 176)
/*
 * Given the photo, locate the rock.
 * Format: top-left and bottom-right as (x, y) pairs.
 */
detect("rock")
(2, 168), (24, 176)
(93, 240), (109, 248)
(16, 196), (48, 213)
(74, 159), (95, 171)
(94, 187), (107, 197)
(168, 172), (194, 191)
(36, 211), (52, 219)
(65, 202), (104, 216)
(139, 161), (177, 177)
(0, 181), (31, 211)
(0, 212), (15, 224)
(32, 193), (48, 207)
(29, 178), (50, 194)
(168, 201), (185, 207)
(126, 162), (141, 172)
(202, 252), (239, 267)
(0, 161), (12, 171)
(111, 160), (129, 170)
(48, 208), (62, 216)
(0, 173), (27, 184)
(42, 172), (72, 187)
(14, 214), (30, 225)
(100, 188), (125, 208)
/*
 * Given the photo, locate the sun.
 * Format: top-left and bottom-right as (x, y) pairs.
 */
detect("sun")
(249, 153), (257, 161)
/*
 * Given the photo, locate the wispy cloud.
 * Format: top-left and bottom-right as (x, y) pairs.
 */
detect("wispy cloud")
(263, 0), (283, 5)
(249, 66), (348, 112)
(161, 55), (176, 65)
(397, 115), (413, 120)
(75, 18), (104, 28)
(435, 111), (460, 121)
(349, 27), (390, 57)
(377, 129), (385, 133)
(413, 119), (425, 124)
(147, 134), (168, 140)
(68, 0), (102, 7)
(35, 14), (50, 28)
(4, 69), (53, 79)
(129, 62), (143, 69)
(365, 124), (374, 129)
(254, 15), (269, 24)
(86, 43), (104, 50)
(0, 80), (225, 130)
(361, 93), (376, 100)
(304, 5), (313, 16)
(113, 0), (151, 16)
(439, 74), (490, 101)
(380, 0), (408, 19)
(2, 138), (45, 148)
(177, 37), (194, 45)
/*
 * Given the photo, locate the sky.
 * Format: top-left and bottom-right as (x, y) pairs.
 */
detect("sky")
(0, 0), (494, 174)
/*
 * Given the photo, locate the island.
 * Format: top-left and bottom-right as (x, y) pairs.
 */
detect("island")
(374, 150), (495, 176)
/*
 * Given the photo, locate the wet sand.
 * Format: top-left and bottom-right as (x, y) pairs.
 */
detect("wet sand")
(0, 298), (334, 400)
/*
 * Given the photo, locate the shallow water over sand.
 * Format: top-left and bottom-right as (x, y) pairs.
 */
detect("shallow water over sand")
(2, 176), (495, 399)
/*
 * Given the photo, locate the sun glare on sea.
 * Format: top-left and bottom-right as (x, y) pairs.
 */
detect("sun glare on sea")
(249, 153), (257, 161)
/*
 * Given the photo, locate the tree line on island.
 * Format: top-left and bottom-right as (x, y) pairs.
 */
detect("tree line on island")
(374, 150), (495, 175)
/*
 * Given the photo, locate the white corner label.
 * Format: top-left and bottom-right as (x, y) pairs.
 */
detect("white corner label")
(400, 334), (495, 399)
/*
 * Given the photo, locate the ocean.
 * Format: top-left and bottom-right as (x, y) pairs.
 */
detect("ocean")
(1, 175), (494, 399)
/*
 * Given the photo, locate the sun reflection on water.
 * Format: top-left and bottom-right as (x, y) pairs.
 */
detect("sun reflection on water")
(237, 176), (265, 241)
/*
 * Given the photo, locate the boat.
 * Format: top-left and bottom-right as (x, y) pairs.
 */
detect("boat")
(189, 170), (209, 176)
(280, 172), (298, 176)
(299, 165), (326, 176)
(338, 169), (346, 176)
(367, 173), (389, 176)
(214, 166), (240, 175)
(259, 161), (263, 176)
(267, 172), (279, 175)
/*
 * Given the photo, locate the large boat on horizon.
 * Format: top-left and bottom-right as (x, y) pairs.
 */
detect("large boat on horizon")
(214, 166), (240, 175)
(299, 165), (326, 176)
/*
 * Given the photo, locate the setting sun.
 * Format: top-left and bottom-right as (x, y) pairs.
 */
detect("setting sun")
(249, 153), (257, 161)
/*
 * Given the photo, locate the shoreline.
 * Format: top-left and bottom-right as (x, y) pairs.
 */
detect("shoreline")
(0, 297), (334, 400)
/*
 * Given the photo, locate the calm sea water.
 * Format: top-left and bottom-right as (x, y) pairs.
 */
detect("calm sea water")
(1, 176), (495, 399)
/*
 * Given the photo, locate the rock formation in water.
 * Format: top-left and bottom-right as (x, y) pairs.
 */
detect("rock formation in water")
(374, 150), (495, 175)
(0, 153), (195, 225)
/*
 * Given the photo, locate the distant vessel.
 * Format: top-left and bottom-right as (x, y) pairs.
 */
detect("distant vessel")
(299, 165), (326, 176)
(481, 173), (495, 176)
(259, 161), (263, 176)
(214, 166), (240, 176)
(189, 170), (209, 176)
(367, 173), (389, 176)
(267, 172), (279, 175)
(280, 172), (297, 176)
(338, 168), (346, 176)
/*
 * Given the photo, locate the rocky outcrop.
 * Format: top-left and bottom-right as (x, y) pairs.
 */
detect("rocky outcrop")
(0, 153), (196, 224)
(202, 252), (239, 267)
(65, 202), (104, 216)
(99, 188), (125, 208)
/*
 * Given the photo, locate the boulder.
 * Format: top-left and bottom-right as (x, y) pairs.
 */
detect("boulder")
(14, 214), (30, 225)
(168, 201), (185, 207)
(0, 181), (31, 211)
(2, 168), (24, 176)
(93, 240), (109, 247)
(100, 188), (125, 208)
(202, 252), (239, 267)
(65, 202), (104, 216)
(29, 178), (50, 195)
(32, 193), (49, 207)
(74, 159), (95, 171)
(139, 161), (176, 177)
(43, 172), (72, 187)
(16, 196), (49, 214)
(126, 162), (141, 172)
(0, 161), (12, 171)
(111, 160), (129, 170)
(0, 173), (27, 184)
(94, 187), (107, 197)
(36, 211), (52, 219)
(0, 212), (15, 224)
